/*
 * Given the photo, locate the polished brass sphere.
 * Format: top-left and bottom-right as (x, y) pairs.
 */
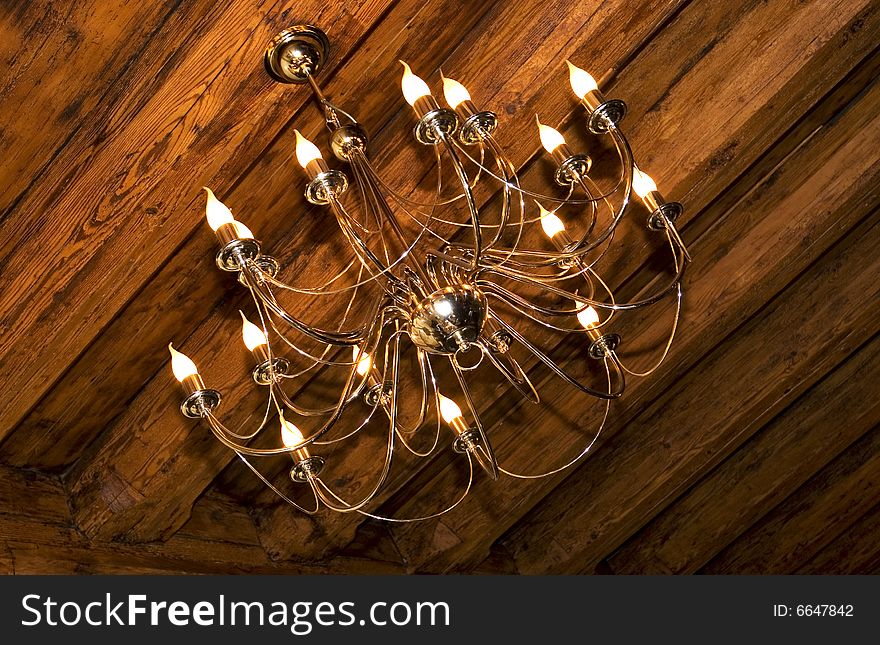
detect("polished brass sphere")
(330, 123), (368, 161)
(409, 285), (488, 354)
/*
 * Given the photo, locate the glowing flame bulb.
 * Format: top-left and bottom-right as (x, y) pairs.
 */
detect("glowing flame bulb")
(280, 414), (304, 448)
(399, 61), (432, 106)
(353, 346), (372, 377)
(441, 74), (471, 109)
(535, 116), (566, 154)
(538, 203), (566, 238)
(294, 130), (323, 168)
(632, 168), (658, 198)
(438, 393), (464, 424)
(168, 343), (199, 382)
(576, 302), (600, 329)
(203, 187), (235, 231)
(566, 60), (598, 99)
(239, 311), (267, 351)
(233, 221), (254, 239)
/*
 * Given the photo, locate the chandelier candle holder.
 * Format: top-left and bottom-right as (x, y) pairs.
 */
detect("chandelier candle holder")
(169, 24), (690, 521)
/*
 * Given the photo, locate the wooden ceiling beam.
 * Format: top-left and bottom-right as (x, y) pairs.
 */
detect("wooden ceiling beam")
(0, 0), (391, 437)
(0, 1), (197, 214)
(381, 0), (880, 572)
(0, 465), (403, 574)
(795, 501), (880, 575)
(606, 330), (880, 574)
(700, 423), (880, 574)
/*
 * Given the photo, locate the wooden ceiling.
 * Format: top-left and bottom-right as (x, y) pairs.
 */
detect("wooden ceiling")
(1, 0), (879, 574)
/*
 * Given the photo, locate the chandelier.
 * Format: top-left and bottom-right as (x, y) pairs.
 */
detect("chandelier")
(168, 24), (690, 522)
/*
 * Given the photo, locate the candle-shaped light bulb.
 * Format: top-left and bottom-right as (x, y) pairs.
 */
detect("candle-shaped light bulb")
(538, 203), (566, 238)
(240, 311), (267, 351)
(294, 130), (323, 168)
(632, 167), (658, 198)
(168, 343), (199, 382)
(279, 414), (305, 448)
(233, 221), (254, 239)
(441, 74), (471, 109)
(566, 60), (598, 99)
(438, 393), (464, 425)
(353, 345), (372, 377)
(576, 302), (600, 329)
(535, 116), (566, 154)
(399, 61), (432, 106)
(203, 187), (235, 231)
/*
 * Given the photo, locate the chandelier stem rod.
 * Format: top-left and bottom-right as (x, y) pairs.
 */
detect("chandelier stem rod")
(350, 151), (435, 289)
(438, 130), (482, 273)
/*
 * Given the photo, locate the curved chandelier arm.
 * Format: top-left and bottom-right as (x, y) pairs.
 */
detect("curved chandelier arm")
(449, 358), (500, 480)
(306, 409), (397, 514)
(478, 255), (685, 311)
(479, 281), (616, 325)
(330, 199), (406, 292)
(244, 265), (365, 346)
(202, 353), (364, 456)
(451, 132), (622, 205)
(312, 452), (474, 522)
(234, 452), (320, 514)
(275, 301), (392, 416)
(617, 281), (683, 377)
(438, 130), (482, 272)
(499, 367), (612, 479)
(480, 326), (540, 403)
(488, 309), (625, 400)
(387, 344), (442, 451)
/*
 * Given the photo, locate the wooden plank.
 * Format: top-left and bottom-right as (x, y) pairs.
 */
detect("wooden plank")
(245, 0), (690, 562)
(606, 332), (880, 574)
(0, 1), (190, 214)
(380, 0), (880, 572)
(700, 425), (880, 574)
(0, 464), (403, 574)
(60, 0), (496, 543)
(796, 502), (880, 574)
(0, 0), (386, 436)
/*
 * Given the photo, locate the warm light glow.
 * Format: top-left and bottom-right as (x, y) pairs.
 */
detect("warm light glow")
(632, 168), (658, 198)
(399, 60), (432, 106)
(280, 414), (304, 448)
(576, 301), (600, 329)
(353, 346), (372, 377)
(294, 130), (323, 168)
(234, 221), (254, 239)
(538, 203), (566, 238)
(535, 116), (566, 154)
(240, 311), (267, 351)
(441, 74), (471, 109)
(434, 299), (453, 318)
(168, 343), (199, 382)
(438, 393), (464, 424)
(566, 60), (598, 99)
(203, 187), (235, 231)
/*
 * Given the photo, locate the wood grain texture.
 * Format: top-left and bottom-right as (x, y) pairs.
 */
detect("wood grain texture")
(606, 331), (880, 574)
(796, 501), (880, 575)
(700, 423), (880, 574)
(0, 0), (878, 573)
(0, 466), (403, 574)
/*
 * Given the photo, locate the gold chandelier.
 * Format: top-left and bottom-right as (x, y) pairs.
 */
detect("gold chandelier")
(168, 24), (690, 521)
